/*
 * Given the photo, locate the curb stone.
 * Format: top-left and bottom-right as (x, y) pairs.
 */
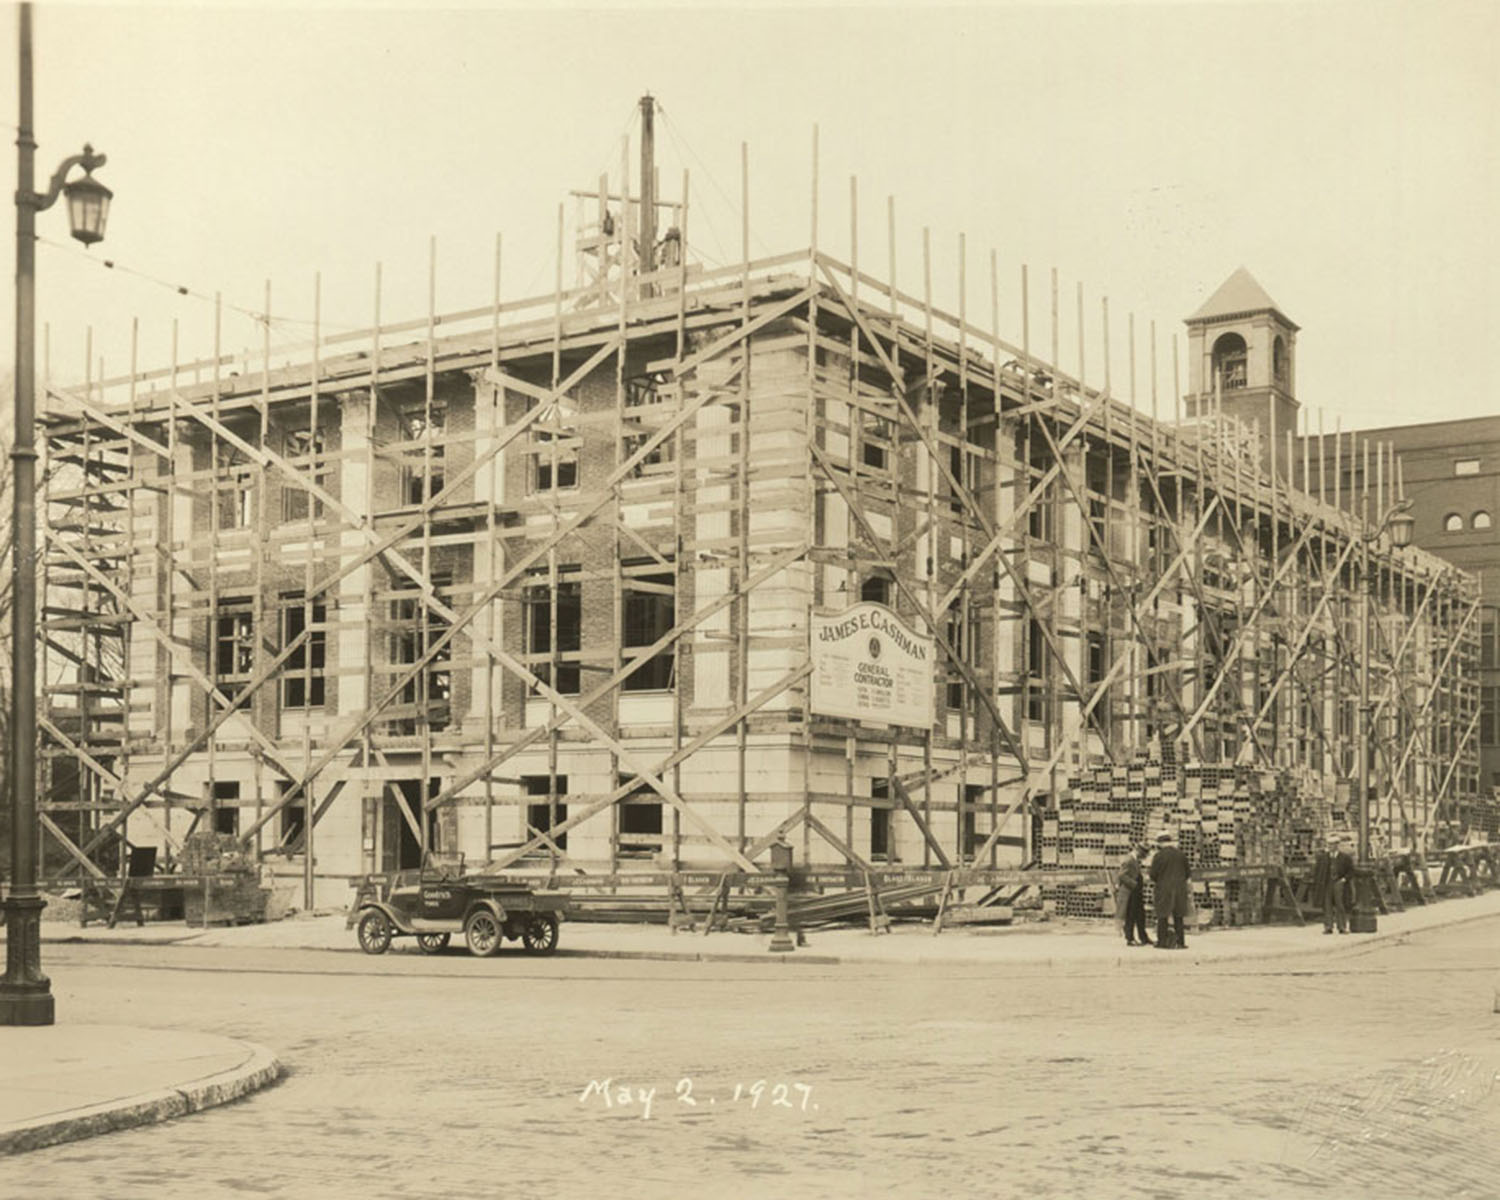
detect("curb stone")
(0, 1042), (283, 1156)
(46, 935), (205, 948)
(563, 948), (842, 966)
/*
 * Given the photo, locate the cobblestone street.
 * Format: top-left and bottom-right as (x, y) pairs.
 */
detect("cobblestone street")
(5, 919), (1500, 1200)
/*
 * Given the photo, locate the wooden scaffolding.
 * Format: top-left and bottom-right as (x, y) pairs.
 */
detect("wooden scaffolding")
(34, 114), (1479, 922)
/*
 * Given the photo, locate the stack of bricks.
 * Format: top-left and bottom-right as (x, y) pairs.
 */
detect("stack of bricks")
(1038, 748), (1174, 919)
(180, 831), (266, 925)
(1281, 769), (1334, 864)
(1466, 795), (1500, 840)
(1168, 765), (1336, 870)
(1037, 753), (1340, 926)
(180, 831), (254, 874)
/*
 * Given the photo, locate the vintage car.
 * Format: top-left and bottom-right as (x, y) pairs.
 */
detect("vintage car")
(352, 869), (569, 957)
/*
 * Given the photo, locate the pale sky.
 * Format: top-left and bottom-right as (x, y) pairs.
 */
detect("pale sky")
(4, 1), (1498, 432)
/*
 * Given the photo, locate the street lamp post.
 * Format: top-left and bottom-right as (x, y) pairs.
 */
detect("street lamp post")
(2, 2), (112, 1027)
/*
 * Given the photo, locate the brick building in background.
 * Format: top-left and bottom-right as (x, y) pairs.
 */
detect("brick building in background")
(1304, 416), (1500, 796)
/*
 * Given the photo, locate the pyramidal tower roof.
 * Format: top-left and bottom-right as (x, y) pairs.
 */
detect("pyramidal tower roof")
(1186, 267), (1298, 330)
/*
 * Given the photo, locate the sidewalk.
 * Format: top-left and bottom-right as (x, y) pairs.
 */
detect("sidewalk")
(39, 884), (1500, 968)
(0, 1024), (281, 1155)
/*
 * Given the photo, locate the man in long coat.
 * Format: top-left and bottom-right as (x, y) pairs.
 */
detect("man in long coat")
(1330, 837), (1356, 934)
(1149, 831), (1190, 950)
(1311, 837), (1336, 933)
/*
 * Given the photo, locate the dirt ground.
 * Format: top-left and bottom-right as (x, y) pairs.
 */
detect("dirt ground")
(6, 917), (1500, 1199)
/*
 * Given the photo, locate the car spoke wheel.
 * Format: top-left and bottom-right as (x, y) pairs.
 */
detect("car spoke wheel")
(416, 933), (450, 955)
(522, 914), (559, 955)
(358, 910), (392, 955)
(465, 910), (502, 958)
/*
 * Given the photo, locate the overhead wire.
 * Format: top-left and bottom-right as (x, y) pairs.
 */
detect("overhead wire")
(34, 100), (741, 384)
(34, 233), (362, 339)
(655, 107), (734, 268)
(657, 103), (776, 259)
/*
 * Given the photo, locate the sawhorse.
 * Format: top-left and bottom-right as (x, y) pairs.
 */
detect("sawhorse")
(80, 879), (144, 929)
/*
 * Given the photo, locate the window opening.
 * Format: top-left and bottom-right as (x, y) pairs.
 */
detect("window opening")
(622, 561), (675, 691)
(617, 779), (663, 858)
(623, 371), (675, 477)
(524, 775), (569, 852)
(523, 567), (582, 694)
(215, 443), (255, 531)
(401, 401), (447, 504)
(860, 575), (890, 606)
(211, 780), (240, 836)
(870, 778), (891, 861)
(280, 593), (327, 708)
(283, 427), (327, 522)
(1212, 332), (1248, 390)
(211, 597), (255, 710)
(390, 574), (452, 732)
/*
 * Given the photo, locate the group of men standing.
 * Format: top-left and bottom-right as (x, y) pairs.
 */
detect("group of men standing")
(1116, 830), (1359, 946)
(1114, 831), (1191, 950)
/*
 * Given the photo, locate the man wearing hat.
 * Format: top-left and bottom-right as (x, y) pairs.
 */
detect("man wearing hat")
(1311, 835), (1337, 933)
(1329, 836), (1356, 934)
(1114, 843), (1152, 947)
(1149, 830), (1190, 950)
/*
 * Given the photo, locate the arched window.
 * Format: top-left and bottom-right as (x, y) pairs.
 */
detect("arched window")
(1273, 336), (1288, 388)
(1212, 333), (1248, 390)
(1444, 513), (1464, 532)
(1474, 511), (1493, 530)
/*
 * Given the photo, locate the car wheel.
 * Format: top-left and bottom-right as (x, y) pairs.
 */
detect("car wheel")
(465, 909), (502, 958)
(522, 913), (559, 955)
(416, 933), (450, 955)
(358, 910), (392, 955)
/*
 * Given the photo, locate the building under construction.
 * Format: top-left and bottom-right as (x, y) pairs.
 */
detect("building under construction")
(37, 100), (1481, 916)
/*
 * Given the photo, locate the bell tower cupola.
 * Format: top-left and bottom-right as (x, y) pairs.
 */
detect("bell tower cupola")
(1184, 267), (1299, 478)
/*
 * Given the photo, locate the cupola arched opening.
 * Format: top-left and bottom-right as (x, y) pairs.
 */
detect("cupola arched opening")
(1212, 332), (1248, 391)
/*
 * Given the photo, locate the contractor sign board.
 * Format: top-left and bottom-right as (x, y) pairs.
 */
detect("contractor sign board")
(810, 602), (935, 729)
